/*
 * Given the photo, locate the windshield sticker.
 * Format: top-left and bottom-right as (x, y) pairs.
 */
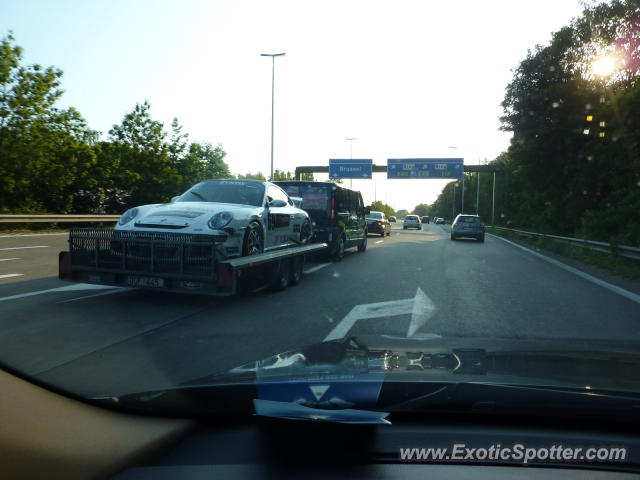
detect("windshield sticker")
(254, 339), (386, 409)
(206, 180), (261, 188)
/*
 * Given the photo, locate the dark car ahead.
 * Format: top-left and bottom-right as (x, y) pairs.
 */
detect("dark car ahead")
(421, 216), (430, 224)
(274, 181), (369, 261)
(366, 211), (391, 237)
(451, 214), (485, 242)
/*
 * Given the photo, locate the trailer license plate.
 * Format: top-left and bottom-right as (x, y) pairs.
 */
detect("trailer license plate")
(125, 276), (165, 288)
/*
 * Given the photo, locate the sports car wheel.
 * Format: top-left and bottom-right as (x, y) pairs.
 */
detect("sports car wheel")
(299, 219), (312, 244)
(242, 222), (264, 256)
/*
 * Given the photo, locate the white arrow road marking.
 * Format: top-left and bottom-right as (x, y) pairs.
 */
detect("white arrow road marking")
(0, 274), (23, 279)
(310, 385), (330, 401)
(0, 258), (20, 262)
(408, 287), (437, 337)
(324, 288), (436, 341)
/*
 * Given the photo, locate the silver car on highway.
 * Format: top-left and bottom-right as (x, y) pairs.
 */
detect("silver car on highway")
(115, 179), (313, 258)
(451, 214), (485, 242)
(403, 215), (421, 230)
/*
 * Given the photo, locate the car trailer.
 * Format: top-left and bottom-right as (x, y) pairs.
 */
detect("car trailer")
(58, 228), (327, 296)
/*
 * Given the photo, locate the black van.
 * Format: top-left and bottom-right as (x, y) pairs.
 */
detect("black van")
(274, 181), (369, 261)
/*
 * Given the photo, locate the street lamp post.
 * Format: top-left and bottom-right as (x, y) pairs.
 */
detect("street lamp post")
(492, 171), (496, 225)
(261, 52), (286, 180)
(452, 183), (457, 220)
(449, 145), (483, 215)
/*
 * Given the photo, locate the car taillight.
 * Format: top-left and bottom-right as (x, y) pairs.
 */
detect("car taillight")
(331, 197), (336, 221)
(376, 221), (382, 225)
(58, 251), (71, 280)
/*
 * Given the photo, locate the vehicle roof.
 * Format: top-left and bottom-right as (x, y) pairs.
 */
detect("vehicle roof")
(273, 180), (360, 193)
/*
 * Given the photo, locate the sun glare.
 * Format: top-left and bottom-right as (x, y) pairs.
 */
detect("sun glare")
(591, 55), (616, 77)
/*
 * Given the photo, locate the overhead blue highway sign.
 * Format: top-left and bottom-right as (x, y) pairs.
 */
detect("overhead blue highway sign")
(387, 158), (464, 179)
(329, 159), (373, 179)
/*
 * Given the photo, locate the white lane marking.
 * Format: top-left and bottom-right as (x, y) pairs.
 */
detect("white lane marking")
(0, 283), (117, 303)
(0, 258), (20, 262)
(58, 288), (132, 303)
(0, 274), (23, 279)
(489, 233), (640, 305)
(0, 245), (48, 251)
(407, 287), (437, 337)
(324, 288), (435, 341)
(303, 262), (331, 275)
(375, 240), (384, 244)
(0, 232), (68, 238)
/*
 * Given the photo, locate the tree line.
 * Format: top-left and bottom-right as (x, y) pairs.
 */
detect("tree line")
(430, 0), (639, 245)
(0, 33), (315, 216)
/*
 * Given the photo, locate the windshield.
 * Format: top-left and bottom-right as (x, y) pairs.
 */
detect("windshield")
(456, 216), (481, 223)
(277, 183), (330, 213)
(2, 0), (640, 427)
(177, 180), (265, 206)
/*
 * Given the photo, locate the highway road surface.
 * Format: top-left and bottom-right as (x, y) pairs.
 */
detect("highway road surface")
(1, 224), (639, 398)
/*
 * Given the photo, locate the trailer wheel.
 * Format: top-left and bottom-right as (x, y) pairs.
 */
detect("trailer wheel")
(289, 256), (304, 285)
(269, 259), (290, 291)
(242, 222), (264, 256)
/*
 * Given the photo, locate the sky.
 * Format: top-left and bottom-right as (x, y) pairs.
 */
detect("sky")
(0, 0), (586, 211)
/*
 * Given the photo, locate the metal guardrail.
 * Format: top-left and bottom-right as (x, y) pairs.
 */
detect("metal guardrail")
(489, 226), (640, 261)
(0, 214), (119, 223)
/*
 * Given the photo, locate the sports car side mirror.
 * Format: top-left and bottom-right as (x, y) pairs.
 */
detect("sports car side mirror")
(268, 199), (288, 208)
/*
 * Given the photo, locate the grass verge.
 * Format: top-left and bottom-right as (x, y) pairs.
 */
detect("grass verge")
(487, 226), (640, 281)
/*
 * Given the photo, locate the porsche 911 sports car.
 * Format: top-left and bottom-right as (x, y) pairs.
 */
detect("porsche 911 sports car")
(115, 179), (312, 259)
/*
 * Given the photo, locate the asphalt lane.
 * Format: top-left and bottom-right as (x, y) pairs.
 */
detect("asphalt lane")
(0, 225), (638, 398)
(0, 232), (68, 286)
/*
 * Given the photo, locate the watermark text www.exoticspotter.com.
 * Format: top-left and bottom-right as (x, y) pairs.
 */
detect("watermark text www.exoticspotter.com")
(399, 444), (628, 464)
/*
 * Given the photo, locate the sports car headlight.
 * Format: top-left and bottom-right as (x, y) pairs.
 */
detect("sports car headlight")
(208, 211), (233, 229)
(118, 208), (139, 225)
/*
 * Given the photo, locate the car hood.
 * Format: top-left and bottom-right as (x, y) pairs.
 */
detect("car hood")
(118, 202), (261, 230)
(103, 335), (640, 420)
(190, 334), (640, 392)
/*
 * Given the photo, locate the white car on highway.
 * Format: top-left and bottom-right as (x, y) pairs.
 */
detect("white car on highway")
(115, 179), (312, 258)
(403, 215), (421, 230)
